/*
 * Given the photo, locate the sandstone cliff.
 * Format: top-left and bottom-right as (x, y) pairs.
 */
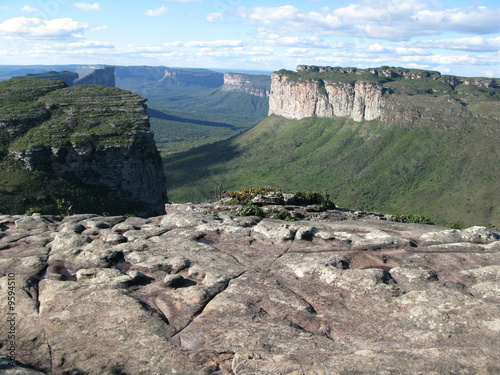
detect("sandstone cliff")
(221, 73), (270, 97)
(0, 201), (498, 374)
(269, 65), (500, 122)
(74, 65), (115, 87)
(0, 78), (166, 216)
(158, 68), (223, 88)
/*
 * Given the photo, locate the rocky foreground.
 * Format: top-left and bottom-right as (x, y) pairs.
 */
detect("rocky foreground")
(0, 202), (499, 374)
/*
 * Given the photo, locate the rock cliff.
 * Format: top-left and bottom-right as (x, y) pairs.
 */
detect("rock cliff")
(0, 78), (166, 216)
(269, 65), (500, 122)
(0, 201), (498, 374)
(158, 68), (224, 88)
(221, 73), (270, 97)
(74, 66), (115, 87)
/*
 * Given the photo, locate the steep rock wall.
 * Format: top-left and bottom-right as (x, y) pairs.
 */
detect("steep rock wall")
(269, 65), (500, 123)
(221, 73), (270, 97)
(269, 73), (384, 121)
(75, 66), (115, 87)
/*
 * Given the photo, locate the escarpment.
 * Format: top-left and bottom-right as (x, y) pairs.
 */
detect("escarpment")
(221, 73), (270, 97)
(269, 73), (384, 121)
(0, 78), (166, 216)
(269, 65), (500, 123)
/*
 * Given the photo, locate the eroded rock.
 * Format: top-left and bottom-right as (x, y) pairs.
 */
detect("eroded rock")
(0, 208), (498, 374)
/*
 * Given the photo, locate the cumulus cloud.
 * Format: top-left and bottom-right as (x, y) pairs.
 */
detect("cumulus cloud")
(73, 2), (100, 12)
(400, 36), (500, 52)
(262, 35), (344, 49)
(45, 40), (114, 50)
(145, 7), (168, 17)
(21, 5), (39, 13)
(239, 1), (500, 41)
(0, 17), (88, 39)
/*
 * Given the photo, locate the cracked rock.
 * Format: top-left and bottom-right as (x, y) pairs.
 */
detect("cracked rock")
(0, 207), (498, 374)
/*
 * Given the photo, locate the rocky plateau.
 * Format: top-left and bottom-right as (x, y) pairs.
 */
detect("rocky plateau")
(269, 65), (500, 123)
(0, 201), (499, 374)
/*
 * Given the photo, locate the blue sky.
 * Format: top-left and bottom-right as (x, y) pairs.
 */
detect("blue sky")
(0, 0), (499, 77)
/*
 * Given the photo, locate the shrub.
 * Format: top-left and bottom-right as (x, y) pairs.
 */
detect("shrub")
(267, 208), (294, 221)
(235, 203), (264, 217)
(391, 214), (434, 225)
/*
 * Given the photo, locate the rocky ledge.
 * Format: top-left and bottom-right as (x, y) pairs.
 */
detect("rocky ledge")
(0, 203), (499, 374)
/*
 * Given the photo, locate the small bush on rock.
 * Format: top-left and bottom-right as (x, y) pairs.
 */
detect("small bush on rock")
(235, 203), (264, 217)
(391, 214), (434, 225)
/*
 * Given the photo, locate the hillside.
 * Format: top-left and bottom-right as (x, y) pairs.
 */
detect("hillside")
(165, 66), (500, 229)
(0, 78), (166, 216)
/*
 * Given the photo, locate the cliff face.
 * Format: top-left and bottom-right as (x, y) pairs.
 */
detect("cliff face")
(269, 73), (383, 121)
(1, 78), (166, 216)
(75, 66), (115, 87)
(269, 65), (500, 123)
(221, 73), (270, 97)
(158, 68), (224, 88)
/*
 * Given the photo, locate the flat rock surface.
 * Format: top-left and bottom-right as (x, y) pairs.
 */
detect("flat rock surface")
(0, 205), (499, 374)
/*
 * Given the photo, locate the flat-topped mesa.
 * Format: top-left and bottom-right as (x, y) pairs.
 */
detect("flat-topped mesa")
(75, 65), (115, 87)
(269, 66), (385, 121)
(221, 73), (271, 97)
(269, 65), (500, 122)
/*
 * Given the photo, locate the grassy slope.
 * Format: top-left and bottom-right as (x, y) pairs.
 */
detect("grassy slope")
(165, 115), (499, 229)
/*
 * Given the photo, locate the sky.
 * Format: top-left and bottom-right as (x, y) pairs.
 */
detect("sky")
(0, 0), (499, 77)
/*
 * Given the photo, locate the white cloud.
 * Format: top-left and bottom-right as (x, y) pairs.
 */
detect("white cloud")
(0, 17), (88, 39)
(91, 25), (108, 32)
(162, 0), (201, 2)
(73, 2), (100, 12)
(206, 13), (224, 23)
(21, 5), (39, 13)
(400, 36), (500, 52)
(184, 40), (243, 47)
(239, 1), (500, 41)
(145, 6), (168, 17)
(262, 35), (344, 49)
(45, 40), (114, 50)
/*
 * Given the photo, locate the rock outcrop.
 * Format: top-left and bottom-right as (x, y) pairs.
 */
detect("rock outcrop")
(269, 73), (384, 121)
(221, 73), (270, 97)
(0, 78), (166, 216)
(269, 65), (500, 122)
(0, 202), (498, 374)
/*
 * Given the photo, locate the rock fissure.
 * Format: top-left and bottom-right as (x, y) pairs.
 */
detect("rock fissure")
(171, 271), (247, 340)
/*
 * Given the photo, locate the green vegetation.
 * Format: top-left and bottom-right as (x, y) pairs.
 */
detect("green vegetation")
(0, 78), (160, 216)
(235, 203), (264, 217)
(164, 113), (499, 229)
(390, 214), (434, 225)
